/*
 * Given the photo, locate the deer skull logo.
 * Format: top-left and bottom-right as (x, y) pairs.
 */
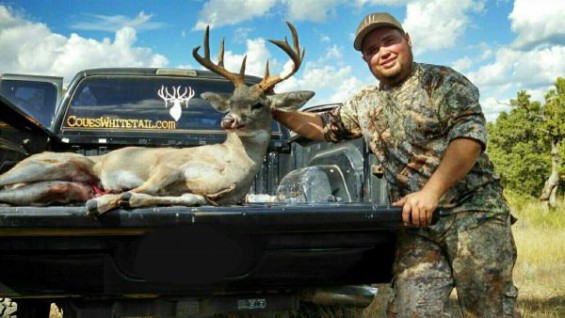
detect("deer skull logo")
(157, 85), (195, 121)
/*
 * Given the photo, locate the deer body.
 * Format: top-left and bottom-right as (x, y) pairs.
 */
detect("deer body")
(0, 22), (313, 215)
(95, 132), (270, 196)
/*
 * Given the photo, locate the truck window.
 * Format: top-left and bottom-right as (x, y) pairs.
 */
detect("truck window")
(0, 80), (58, 127)
(64, 76), (282, 134)
(66, 77), (225, 131)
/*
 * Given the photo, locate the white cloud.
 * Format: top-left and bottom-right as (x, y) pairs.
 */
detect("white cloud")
(193, 0), (277, 30)
(468, 46), (565, 89)
(481, 96), (512, 122)
(275, 44), (366, 107)
(0, 5), (23, 28)
(191, 34), (288, 79)
(468, 44), (565, 122)
(476, 42), (494, 61)
(223, 38), (273, 77)
(509, 0), (565, 49)
(71, 12), (166, 32)
(193, 0), (368, 27)
(323, 45), (343, 61)
(404, 0), (485, 55)
(328, 70), (366, 104)
(354, 0), (411, 5)
(233, 27), (254, 44)
(480, 83), (554, 123)
(277, 62), (365, 107)
(452, 56), (473, 72)
(284, 0), (343, 22)
(0, 5), (168, 82)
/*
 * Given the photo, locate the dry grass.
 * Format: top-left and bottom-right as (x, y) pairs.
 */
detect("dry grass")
(509, 193), (565, 318)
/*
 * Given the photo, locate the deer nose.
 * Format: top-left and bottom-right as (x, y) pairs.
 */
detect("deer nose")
(221, 115), (239, 129)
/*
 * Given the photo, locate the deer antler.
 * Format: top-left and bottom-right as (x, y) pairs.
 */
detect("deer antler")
(192, 22), (304, 93)
(192, 26), (247, 88)
(258, 21), (305, 93)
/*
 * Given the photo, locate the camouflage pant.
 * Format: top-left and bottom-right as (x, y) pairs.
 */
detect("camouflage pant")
(386, 212), (521, 318)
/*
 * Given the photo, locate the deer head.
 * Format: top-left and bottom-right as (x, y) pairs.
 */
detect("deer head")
(192, 21), (314, 136)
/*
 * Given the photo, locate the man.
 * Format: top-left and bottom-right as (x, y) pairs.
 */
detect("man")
(273, 12), (521, 317)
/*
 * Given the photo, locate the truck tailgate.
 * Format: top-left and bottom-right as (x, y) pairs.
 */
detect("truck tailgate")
(0, 203), (402, 232)
(0, 203), (401, 298)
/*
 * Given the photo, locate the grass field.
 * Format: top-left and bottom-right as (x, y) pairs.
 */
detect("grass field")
(509, 193), (565, 317)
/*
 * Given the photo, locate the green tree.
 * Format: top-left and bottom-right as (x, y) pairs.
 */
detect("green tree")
(487, 77), (565, 208)
(538, 78), (565, 208)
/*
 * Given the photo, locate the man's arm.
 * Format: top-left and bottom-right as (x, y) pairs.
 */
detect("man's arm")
(272, 110), (326, 141)
(393, 138), (482, 227)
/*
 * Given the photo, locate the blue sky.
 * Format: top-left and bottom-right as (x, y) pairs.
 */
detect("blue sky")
(1, 0), (564, 121)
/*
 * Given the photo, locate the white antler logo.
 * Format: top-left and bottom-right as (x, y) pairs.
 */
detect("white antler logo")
(157, 85), (195, 121)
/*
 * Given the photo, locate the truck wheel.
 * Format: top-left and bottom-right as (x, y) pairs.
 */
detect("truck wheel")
(0, 298), (16, 318)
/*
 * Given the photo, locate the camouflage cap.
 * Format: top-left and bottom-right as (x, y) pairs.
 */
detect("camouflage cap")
(354, 12), (404, 51)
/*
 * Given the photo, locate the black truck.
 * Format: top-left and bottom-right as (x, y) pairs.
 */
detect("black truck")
(0, 68), (400, 317)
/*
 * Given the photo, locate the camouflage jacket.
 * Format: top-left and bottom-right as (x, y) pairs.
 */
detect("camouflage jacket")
(321, 62), (508, 215)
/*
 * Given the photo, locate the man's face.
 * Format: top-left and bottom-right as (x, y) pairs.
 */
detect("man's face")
(361, 27), (413, 87)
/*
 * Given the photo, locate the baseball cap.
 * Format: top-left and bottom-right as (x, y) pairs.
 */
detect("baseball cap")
(354, 12), (404, 51)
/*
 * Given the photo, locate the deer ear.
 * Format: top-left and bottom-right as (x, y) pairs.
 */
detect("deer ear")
(201, 92), (231, 112)
(269, 91), (315, 111)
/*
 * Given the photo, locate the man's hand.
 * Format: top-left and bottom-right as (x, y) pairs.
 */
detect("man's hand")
(393, 189), (439, 227)
(392, 138), (483, 227)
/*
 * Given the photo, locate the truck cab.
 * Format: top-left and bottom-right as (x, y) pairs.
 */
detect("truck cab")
(0, 73), (63, 129)
(0, 74), (63, 173)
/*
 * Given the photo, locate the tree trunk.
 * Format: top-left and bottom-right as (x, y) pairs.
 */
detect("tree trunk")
(540, 138), (562, 210)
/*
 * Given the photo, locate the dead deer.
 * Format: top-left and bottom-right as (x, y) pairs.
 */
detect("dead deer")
(0, 22), (314, 215)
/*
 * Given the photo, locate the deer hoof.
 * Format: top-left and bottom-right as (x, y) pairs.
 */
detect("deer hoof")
(85, 200), (99, 216)
(119, 192), (132, 208)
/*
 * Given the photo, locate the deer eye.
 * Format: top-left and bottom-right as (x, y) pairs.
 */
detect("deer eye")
(251, 103), (263, 110)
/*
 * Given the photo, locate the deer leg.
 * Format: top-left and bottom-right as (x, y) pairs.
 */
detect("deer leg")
(0, 153), (98, 187)
(200, 183), (237, 206)
(119, 184), (237, 209)
(125, 192), (208, 208)
(129, 169), (182, 195)
(86, 192), (209, 216)
(0, 181), (94, 206)
(205, 184), (236, 200)
(85, 194), (123, 216)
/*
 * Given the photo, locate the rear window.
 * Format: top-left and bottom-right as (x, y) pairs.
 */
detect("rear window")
(0, 80), (59, 127)
(64, 76), (279, 133)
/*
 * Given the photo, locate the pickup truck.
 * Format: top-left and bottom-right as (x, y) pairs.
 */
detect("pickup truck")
(0, 68), (400, 318)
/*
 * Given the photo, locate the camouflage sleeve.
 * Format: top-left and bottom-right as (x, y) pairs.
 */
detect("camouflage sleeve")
(437, 70), (487, 150)
(320, 98), (363, 143)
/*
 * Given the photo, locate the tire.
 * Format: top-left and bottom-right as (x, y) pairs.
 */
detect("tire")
(0, 298), (16, 318)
